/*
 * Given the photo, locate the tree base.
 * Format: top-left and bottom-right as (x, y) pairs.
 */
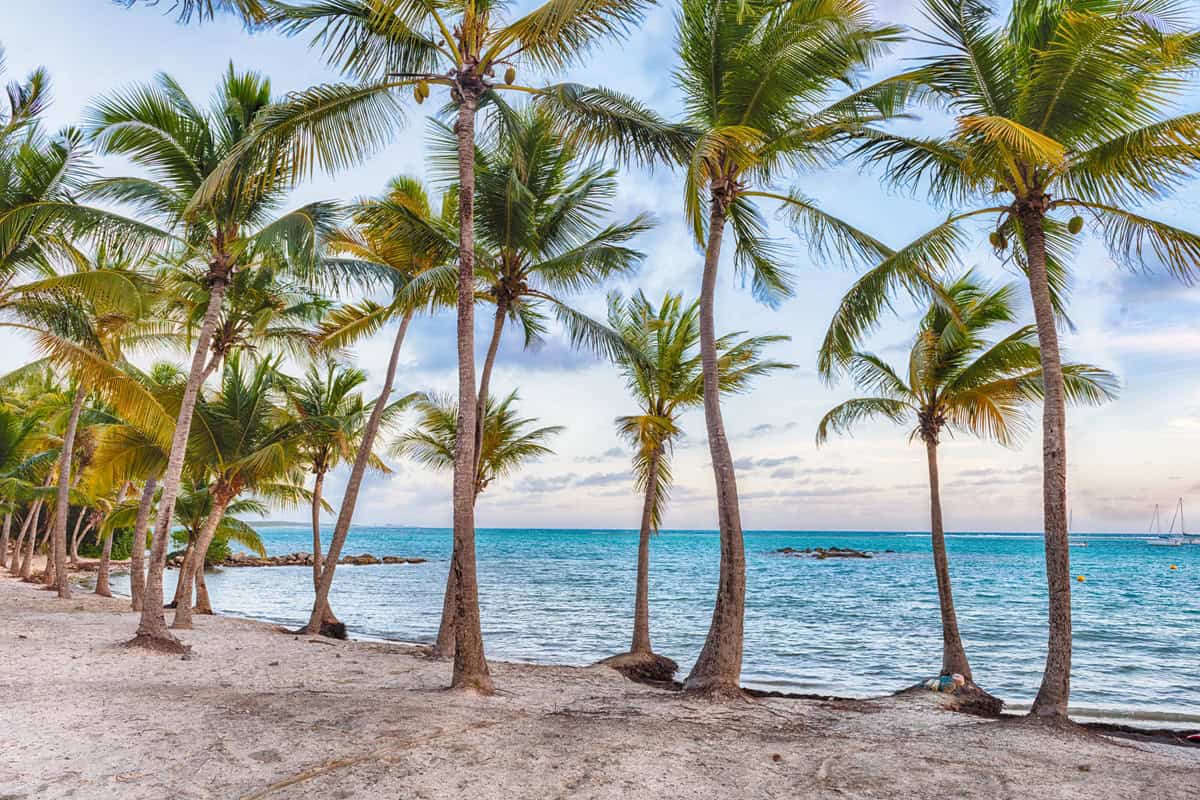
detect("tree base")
(291, 621), (347, 640)
(596, 651), (679, 685)
(123, 632), (191, 655)
(898, 681), (1004, 718)
(681, 677), (748, 701)
(449, 673), (495, 695)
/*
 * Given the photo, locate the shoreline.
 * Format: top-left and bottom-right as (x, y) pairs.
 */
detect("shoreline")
(4, 572), (1198, 798)
(87, 563), (1200, 729)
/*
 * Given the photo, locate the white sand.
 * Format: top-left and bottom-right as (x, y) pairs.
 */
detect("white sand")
(1, 568), (1196, 799)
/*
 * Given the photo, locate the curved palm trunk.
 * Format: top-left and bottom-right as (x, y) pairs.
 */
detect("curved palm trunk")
(17, 502), (42, 579)
(69, 508), (87, 568)
(1020, 205), (1072, 719)
(194, 567), (212, 614)
(28, 517), (50, 583)
(51, 385), (87, 598)
(924, 438), (972, 681)
(449, 92), (492, 693)
(630, 448), (661, 655)
(9, 505), (37, 575)
(685, 195), (746, 697)
(305, 311), (413, 634)
(170, 540), (195, 608)
(435, 300), (508, 659)
(0, 512), (10, 569)
(95, 520), (114, 598)
(129, 476), (157, 612)
(173, 492), (231, 629)
(309, 469), (339, 626)
(131, 276), (228, 652)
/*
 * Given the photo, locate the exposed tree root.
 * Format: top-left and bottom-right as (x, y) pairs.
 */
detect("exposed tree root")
(289, 621), (347, 640)
(596, 651), (679, 685)
(123, 632), (191, 655)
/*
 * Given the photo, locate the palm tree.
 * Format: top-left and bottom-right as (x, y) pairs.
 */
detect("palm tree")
(84, 65), (334, 651)
(116, 0), (270, 25)
(826, 0), (1200, 718)
(818, 273), (1116, 684)
(296, 176), (444, 639)
(3, 248), (163, 598)
(417, 106), (651, 657)
(210, 0), (679, 692)
(392, 390), (562, 501)
(671, 0), (908, 696)
(600, 290), (792, 679)
(392, 388), (562, 656)
(171, 354), (312, 628)
(0, 406), (41, 569)
(285, 360), (392, 633)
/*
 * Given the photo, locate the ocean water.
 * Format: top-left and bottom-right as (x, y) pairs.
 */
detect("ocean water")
(110, 527), (1198, 718)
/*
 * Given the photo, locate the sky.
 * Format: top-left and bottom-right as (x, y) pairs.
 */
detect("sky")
(3, 0), (1199, 534)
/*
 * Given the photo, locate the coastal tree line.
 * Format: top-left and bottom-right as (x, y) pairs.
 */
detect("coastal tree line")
(1, 0), (1198, 721)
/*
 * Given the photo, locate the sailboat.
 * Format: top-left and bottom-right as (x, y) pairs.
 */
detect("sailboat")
(1146, 498), (1197, 546)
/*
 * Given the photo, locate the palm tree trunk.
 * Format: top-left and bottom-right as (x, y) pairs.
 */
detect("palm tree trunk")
(131, 275), (228, 652)
(194, 566), (212, 614)
(51, 384), (86, 598)
(129, 476), (156, 612)
(173, 490), (231, 629)
(69, 507), (87, 567)
(0, 511), (12, 569)
(434, 299), (508, 658)
(631, 448), (661, 655)
(17, 501), (42, 579)
(1020, 204), (1072, 719)
(924, 438), (972, 681)
(170, 540), (195, 608)
(9, 505), (36, 575)
(449, 90), (493, 694)
(95, 522), (114, 597)
(685, 194), (746, 697)
(308, 469), (339, 626)
(305, 311), (413, 634)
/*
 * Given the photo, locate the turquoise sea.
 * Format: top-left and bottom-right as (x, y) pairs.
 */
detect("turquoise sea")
(111, 527), (1198, 719)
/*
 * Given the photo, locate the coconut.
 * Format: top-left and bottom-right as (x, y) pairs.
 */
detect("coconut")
(504, 66), (516, 85)
(1068, 215), (1084, 235)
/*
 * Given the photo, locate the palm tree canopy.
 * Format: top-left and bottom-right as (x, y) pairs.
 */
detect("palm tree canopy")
(607, 289), (795, 527)
(391, 389), (561, 497)
(824, 0), (1200, 367)
(817, 272), (1118, 448)
(672, 0), (911, 304)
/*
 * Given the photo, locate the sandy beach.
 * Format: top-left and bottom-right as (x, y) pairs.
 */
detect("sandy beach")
(1, 570), (1196, 799)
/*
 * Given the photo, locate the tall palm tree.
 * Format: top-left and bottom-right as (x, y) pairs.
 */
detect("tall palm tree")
(601, 290), (792, 679)
(0, 405), (41, 569)
(825, 0), (1200, 718)
(172, 354), (312, 628)
(818, 273), (1116, 684)
(285, 360), (392, 633)
(84, 65), (334, 651)
(417, 106), (651, 657)
(207, 0), (681, 692)
(297, 176), (444, 639)
(671, 0), (907, 695)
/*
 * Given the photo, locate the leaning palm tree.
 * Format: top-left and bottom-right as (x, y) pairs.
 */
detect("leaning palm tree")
(824, 0), (1200, 718)
(171, 354), (312, 629)
(671, 0), (908, 695)
(601, 290), (793, 680)
(818, 273), (1116, 685)
(206, 0), (682, 691)
(116, 0), (270, 25)
(84, 65), (335, 651)
(297, 176), (445, 639)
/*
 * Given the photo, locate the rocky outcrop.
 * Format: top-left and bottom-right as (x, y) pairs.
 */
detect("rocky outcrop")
(167, 552), (427, 568)
(775, 546), (875, 560)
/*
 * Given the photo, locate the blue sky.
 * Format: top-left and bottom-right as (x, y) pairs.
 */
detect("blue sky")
(4, 0), (1199, 533)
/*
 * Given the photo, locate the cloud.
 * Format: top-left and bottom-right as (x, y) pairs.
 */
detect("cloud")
(512, 469), (632, 495)
(770, 467), (796, 480)
(575, 446), (626, 464)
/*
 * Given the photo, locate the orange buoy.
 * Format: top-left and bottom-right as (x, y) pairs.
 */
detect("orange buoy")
(1170, 564), (1178, 570)
(1076, 575), (1085, 582)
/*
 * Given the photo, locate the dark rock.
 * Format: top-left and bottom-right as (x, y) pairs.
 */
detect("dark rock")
(774, 546), (873, 559)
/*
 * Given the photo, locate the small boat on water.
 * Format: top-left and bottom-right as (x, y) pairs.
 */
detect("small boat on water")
(1145, 499), (1199, 546)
